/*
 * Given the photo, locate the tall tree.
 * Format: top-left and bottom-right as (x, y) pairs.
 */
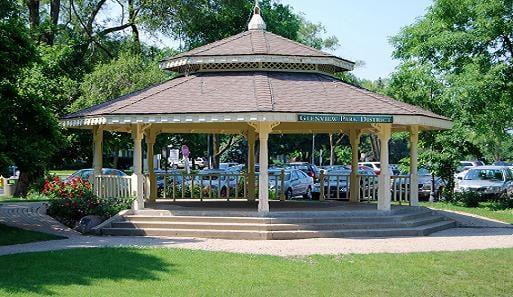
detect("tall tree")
(0, 0), (62, 195)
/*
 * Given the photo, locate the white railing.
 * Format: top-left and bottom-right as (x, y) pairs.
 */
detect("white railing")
(358, 174), (379, 202)
(94, 175), (134, 199)
(156, 172), (250, 201)
(391, 175), (411, 204)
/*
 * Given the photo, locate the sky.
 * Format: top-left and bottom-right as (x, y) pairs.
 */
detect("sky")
(279, 0), (433, 80)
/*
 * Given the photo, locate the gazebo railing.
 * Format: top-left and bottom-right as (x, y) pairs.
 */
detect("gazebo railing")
(94, 175), (134, 198)
(391, 175), (411, 204)
(357, 174), (379, 202)
(318, 173), (351, 200)
(155, 172), (250, 201)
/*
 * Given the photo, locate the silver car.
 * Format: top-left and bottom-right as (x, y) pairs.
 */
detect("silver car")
(455, 166), (513, 198)
(269, 169), (313, 200)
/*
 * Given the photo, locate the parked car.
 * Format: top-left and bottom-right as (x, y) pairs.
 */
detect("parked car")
(268, 169), (313, 200)
(312, 166), (378, 200)
(492, 161), (513, 170)
(455, 160), (486, 179)
(358, 162), (394, 176)
(393, 168), (445, 199)
(285, 162), (320, 181)
(455, 166), (513, 199)
(65, 168), (127, 183)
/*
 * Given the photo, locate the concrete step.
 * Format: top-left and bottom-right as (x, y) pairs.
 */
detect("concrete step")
(123, 210), (434, 225)
(112, 216), (444, 231)
(269, 221), (457, 239)
(101, 220), (456, 240)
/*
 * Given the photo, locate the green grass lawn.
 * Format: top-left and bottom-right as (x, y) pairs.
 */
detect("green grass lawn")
(0, 223), (65, 246)
(0, 248), (512, 296)
(422, 201), (513, 224)
(49, 170), (75, 178)
(0, 196), (50, 203)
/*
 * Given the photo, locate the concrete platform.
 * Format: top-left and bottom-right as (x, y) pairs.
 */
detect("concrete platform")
(100, 201), (456, 239)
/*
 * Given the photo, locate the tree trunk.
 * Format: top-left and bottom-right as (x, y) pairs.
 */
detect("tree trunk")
(212, 134), (219, 169)
(128, 0), (141, 52)
(14, 170), (40, 197)
(370, 134), (380, 161)
(26, 0), (40, 30)
(329, 134), (334, 165)
(43, 0), (60, 45)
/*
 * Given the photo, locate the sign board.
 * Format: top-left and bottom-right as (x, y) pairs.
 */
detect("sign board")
(297, 114), (393, 124)
(7, 179), (16, 185)
(181, 145), (190, 158)
(169, 149), (179, 163)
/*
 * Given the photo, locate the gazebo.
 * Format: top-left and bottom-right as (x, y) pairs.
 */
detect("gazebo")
(62, 4), (452, 216)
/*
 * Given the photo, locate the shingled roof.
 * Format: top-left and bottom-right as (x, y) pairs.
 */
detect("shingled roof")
(62, 4), (451, 130)
(63, 72), (447, 121)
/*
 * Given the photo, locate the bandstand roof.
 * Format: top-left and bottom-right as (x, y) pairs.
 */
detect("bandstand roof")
(62, 3), (452, 132)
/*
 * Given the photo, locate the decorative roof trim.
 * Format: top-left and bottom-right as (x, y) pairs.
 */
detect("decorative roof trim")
(160, 54), (355, 73)
(61, 112), (452, 130)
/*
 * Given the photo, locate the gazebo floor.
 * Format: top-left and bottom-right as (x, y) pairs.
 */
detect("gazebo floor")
(99, 200), (456, 239)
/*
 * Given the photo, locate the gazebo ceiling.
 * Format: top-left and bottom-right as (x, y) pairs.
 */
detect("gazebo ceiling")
(61, 3), (452, 131)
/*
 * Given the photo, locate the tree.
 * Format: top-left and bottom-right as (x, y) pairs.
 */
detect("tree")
(0, 0), (62, 195)
(389, 0), (513, 163)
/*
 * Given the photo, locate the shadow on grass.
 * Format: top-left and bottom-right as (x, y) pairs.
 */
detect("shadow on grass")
(0, 248), (172, 295)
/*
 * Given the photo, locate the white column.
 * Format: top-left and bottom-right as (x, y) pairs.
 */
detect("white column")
(254, 122), (277, 212)
(349, 129), (361, 203)
(247, 129), (256, 201)
(146, 128), (157, 202)
(376, 124), (392, 211)
(92, 126), (103, 178)
(132, 125), (144, 210)
(409, 125), (419, 206)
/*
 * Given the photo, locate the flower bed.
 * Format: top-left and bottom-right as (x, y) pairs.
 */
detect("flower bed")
(43, 176), (133, 227)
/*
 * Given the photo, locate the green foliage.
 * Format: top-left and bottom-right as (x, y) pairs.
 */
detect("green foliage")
(71, 52), (170, 111)
(389, 0), (513, 165)
(45, 177), (133, 227)
(334, 146), (351, 165)
(452, 191), (481, 208)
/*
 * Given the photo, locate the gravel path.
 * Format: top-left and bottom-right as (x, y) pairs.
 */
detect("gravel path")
(1, 202), (513, 257)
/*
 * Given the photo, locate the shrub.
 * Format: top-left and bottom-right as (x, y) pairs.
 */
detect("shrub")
(453, 191), (481, 208)
(490, 193), (513, 210)
(44, 177), (133, 227)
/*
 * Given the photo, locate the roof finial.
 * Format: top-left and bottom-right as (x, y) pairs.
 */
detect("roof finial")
(248, 0), (266, 31)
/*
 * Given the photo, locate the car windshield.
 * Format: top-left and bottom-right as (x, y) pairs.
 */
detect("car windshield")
(464, 169), (504, 181)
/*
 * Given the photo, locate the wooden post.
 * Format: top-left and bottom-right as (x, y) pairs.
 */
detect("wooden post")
(280, 169), (285, 201)
(319, 170), (325, 201)
(132, 124), (144, 210)
(376, 124), (392, 211)
(92, 126), (103, 178)
(247, 129), (256, 201)
(409, 125), (419, 206)
(146, 128), (158, 202)
(349, 129), (361, 203)
(252, 122), (278, 213)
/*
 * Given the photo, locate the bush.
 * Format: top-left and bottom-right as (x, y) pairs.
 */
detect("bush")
(44, 177), (133, 227)
(453, 191), (481, 208)
(490, 193), (513, 210)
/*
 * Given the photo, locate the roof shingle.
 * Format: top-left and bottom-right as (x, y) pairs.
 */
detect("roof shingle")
(64, 71), (447, 121)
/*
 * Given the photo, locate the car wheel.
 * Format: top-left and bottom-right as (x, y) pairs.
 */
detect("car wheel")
(285, 188), (293, 200)
(220, 187), (228, 197)
(303, 186), (312, 200)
